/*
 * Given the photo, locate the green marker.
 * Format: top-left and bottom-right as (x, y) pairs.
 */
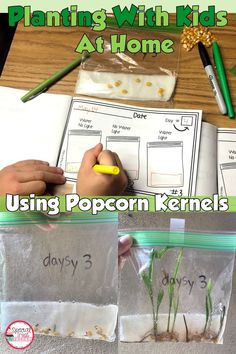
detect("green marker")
(212, 41), (235, 119)
(21, 53), (90, 103)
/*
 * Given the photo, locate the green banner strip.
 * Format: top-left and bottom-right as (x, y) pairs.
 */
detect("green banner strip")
(1, 195), (236, 213)
(1, 1), (236, 13)
(0, 211), (118, 225)
(119, 230), (236, 251)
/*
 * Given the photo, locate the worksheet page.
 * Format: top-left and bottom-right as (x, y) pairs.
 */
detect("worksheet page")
(195, 122), (218, 195)
(0, 86), (72, 169)
(58, 97), (202, 196)
(218, 129), (236, 196)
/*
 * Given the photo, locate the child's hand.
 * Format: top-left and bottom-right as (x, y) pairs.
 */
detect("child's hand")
(77, 143), (128, 196)
(0, 160), (66, 195)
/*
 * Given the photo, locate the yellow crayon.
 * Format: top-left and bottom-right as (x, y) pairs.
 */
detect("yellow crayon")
(93, 164), (120, 175)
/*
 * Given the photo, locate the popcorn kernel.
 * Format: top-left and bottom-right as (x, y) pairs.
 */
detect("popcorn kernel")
(146, 82), (152, 87)
(53, 331), (60, 336)
(157, 88), (165, 97)
(86, 330), (93, 337)
(114, 80), (122, 87)
(42, 328), (50, 335)
(121, 89), (128, 94)
(181, 25), (216, 52)
(68, 331), (75, 337)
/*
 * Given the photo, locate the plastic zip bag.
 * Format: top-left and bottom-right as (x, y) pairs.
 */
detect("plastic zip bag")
(0, 212), (118, 342)
(118, 229), (235, 344)
(75, 27), (180, 105)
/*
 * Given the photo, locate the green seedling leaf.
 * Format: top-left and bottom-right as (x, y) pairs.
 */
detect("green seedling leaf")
(172, 296), (180, 332)
(204, 279), (214, 334)
(167, 249), (183, 332)
(141, 271), (152, 294)
(148, 249), (155, 282)
(207, 279), (213, 314)
(168, 250), (183, 305)
(173, 249), (183, 281)
(168, 284), (174, 300)
(207, 295), (212, 331)
(167, 290), (173, 332)
(207, 279), (213, 293)
(142, 250), (158, 341)
(207, 279), (213, 332)
(156, 288), (164, 313)
(154, 247), (170, 260)
(208, 294), (213, 315)
(204, 294), (209, 334)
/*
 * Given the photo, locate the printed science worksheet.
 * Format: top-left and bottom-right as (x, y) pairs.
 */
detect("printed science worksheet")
(218, 129), (236, 197)
(58, 97), (202, 196)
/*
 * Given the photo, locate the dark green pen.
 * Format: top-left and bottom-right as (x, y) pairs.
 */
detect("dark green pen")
(21, 53), (90, 103)
(212, 41), (235, 119)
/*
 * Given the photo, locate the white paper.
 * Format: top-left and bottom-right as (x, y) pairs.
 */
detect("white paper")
(195, 122), (218, 195)
(58, 97), (202, 196)
(217, 129), (236, 196)
(120, 313), (223, 343)
(0, 86), (72, 169)
(1, 302), (118, 342)
(76, 71), (176, 101)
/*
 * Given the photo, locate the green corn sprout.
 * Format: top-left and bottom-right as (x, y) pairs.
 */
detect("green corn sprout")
(155, 248), (170, 260)
(157, 288), (164, 315)
(141, 249), (156, 339)
(141, 247), (169, 341)
(167, 249), (183, 333)
(171, 296), (180, 333)
(203, 279), (213, 334)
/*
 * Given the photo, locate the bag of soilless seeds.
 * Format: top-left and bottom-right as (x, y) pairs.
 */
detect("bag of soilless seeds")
(119, 229), (235, 344)
(75, 26), (180, 104)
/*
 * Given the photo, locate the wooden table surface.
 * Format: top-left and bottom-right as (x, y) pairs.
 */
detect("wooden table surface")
(0, 15), (236, 128)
